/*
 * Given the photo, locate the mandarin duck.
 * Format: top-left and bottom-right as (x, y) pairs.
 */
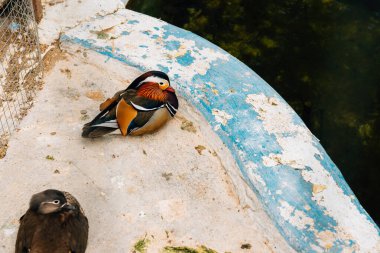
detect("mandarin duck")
(15, 189), (89, 253)
(82, 71), (178, 138)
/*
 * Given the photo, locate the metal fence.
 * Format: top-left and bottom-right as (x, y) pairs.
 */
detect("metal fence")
(0, 0), (42, 141)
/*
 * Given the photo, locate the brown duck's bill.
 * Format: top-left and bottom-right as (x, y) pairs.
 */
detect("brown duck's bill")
(61, 203), (76, 211)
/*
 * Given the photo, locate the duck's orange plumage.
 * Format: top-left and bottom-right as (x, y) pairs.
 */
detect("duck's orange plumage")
(137, 82), (170, 102)
(82, 71), (179, 138)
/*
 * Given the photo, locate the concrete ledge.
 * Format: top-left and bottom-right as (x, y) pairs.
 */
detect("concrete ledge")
(60, 9), (380, 252)
(1, 48), (295, 252)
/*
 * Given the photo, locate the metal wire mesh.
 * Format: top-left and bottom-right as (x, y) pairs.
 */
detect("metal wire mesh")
(0, 0), (42, 141)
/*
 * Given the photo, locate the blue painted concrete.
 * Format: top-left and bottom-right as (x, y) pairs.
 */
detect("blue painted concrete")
(60, 9), (380, 252)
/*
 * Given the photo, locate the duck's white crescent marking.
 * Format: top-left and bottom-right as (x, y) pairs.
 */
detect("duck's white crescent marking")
(130, 101), (164, 111)
(92, 120), (118, 128)
(139, 76), (168, 86)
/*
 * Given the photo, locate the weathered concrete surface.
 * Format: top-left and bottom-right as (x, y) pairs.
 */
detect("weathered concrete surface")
(59, 8), (380, 252)
(39, 0), (128, 45)
(0, 49), (294, 252)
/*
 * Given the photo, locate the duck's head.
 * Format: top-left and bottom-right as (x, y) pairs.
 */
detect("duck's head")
(128, 70), (175, 93)
(29, 189), (76, 214)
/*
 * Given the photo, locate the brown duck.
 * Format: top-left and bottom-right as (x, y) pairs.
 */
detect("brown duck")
(15, 189), (89, 253)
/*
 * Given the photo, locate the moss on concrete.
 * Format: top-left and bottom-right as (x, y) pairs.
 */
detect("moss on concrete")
(133, 237), (150, 253)
(163, 245), (217, 253)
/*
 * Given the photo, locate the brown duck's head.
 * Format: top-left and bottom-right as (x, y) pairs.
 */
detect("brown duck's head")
(29, 189), (77, 215)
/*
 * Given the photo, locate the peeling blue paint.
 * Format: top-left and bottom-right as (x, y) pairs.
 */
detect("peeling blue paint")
(157, 64), (170, 73)
(61, 10), (380, 253)
(176, 51), (194, 66)
(165, 40), (181, 51)
(127, 20), (139, 24)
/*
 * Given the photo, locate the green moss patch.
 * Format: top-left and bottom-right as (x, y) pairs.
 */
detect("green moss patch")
(163, 245), (217, 253)
(133, 237), (150, 253)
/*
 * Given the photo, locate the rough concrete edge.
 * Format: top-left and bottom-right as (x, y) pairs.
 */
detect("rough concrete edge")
(38, 0), (128, 45)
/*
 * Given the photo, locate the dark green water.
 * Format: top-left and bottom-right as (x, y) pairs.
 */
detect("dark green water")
(127, 0), (380, 224)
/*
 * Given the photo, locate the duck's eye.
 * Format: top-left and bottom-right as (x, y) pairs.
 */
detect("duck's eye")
(159, 82), (164, 85)
(52, 200), (60, 205)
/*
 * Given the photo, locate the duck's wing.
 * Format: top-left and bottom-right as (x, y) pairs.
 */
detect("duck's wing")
(111, 92), (166, 136)
(68, 213), (89, 253)
(15, 211), (35, 253)
(99, 90), (124, 111)
(61, 191), (89, 253)
(83, 90), (170, 137)
(125, 95), (167, 134)
(81, 89), (136, 138)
